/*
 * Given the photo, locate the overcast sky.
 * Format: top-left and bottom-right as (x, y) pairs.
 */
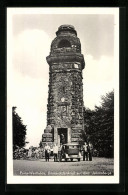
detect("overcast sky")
(7, 8), (118, 148)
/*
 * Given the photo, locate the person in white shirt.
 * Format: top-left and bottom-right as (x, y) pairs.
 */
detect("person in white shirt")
(44, 143), (51, 162)
(28, 147), (32, 158)
(53, 143), (58, 162)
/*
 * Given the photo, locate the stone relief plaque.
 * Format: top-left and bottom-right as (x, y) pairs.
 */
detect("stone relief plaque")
(42, 133), (53, 138)
(72, 129), (82, 133)
(71, 133), (82, 138)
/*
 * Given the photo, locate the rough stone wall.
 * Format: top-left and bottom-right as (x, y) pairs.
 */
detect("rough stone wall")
(42, 125), (53, 142)
(47, 62), (84, 142)
(42, 25), (85, 143)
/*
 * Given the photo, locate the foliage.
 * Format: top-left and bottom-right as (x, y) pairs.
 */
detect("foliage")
(39, 140), (43, 148)
(13, 107), (27, 151)
(83, 90), (114, 157)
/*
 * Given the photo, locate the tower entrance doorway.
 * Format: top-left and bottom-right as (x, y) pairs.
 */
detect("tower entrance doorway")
(57, 128), (67, 146)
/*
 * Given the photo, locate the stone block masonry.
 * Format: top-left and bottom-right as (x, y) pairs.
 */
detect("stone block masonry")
(42, 25), (85, 145)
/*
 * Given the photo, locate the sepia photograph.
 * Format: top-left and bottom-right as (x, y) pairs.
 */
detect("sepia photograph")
(7, 8), (119, 184)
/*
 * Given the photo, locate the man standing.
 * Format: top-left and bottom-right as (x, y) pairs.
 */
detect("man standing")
(53, 143), (58, 162)
(35, 147), (39, 159)
(88, 142), (93, 161)
(44, 143), (51, 162)
(83, 142), (88, 161)
(58, 143), (63, 162)
(60, 133), (65, 144)
(28, 147), (32, 159)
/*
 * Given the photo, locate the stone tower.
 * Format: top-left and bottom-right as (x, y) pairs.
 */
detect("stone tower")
(42, 25), (85, 145)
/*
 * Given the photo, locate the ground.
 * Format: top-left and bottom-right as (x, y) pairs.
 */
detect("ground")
(13, 157), (114, 176)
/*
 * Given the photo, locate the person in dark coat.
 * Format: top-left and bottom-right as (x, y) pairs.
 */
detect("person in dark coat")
(88, 142), (93, 161)
(60, 133), (65, 144)
(83, 142), (88, 161)
(53, 143), (58, 162)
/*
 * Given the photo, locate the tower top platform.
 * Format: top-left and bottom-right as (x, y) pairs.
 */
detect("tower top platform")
(56, 24), (77, 36)
(47, 24), (85, 69)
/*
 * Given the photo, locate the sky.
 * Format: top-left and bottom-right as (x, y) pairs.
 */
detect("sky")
(7, 8), (118, 148)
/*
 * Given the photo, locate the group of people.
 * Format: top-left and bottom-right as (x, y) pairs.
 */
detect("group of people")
(14, 141), (93, 162)
(83, 142), (93, 161)
(44, 142), (93, 162)
(44, 133), (65, 162)
(27, 147), (42, 159)
(44, 143), (62, 162)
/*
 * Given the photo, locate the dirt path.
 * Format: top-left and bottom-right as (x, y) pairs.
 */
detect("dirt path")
(13, 157), (114, 176)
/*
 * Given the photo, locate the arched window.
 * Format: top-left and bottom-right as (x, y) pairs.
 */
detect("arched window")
(58, 39), (71, 48)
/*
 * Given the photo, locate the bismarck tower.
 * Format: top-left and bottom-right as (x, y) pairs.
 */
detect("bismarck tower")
(42, 25), (85, 145)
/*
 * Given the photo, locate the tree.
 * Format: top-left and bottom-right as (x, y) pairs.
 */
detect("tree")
(83, 106), (95, 143)
(39, 140), (43, 148)
(83, 90), (114, 157)
(13, 107), (27, 151)
(97, 90), (114, 157)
